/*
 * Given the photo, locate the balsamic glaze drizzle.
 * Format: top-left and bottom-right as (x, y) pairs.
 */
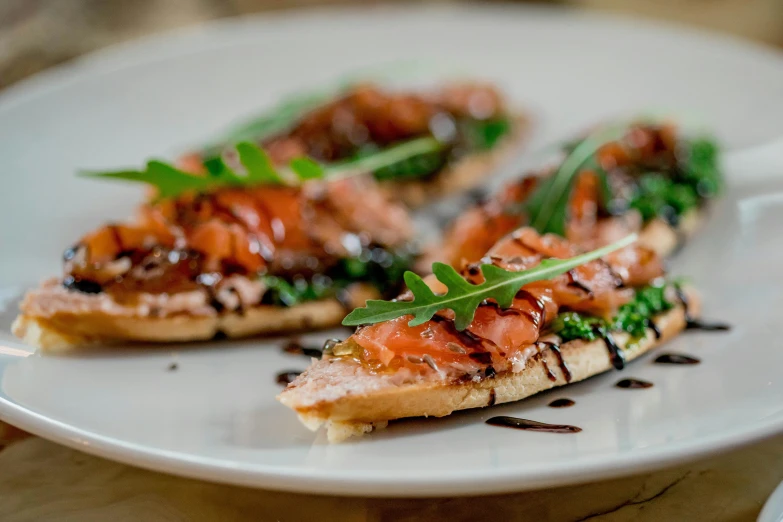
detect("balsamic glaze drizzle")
(541, 356), (557, 382)
(548, 398), (575, 408)
(598, 329), (625, 370)
(276, 370), (302, 386)
(430, 315), (492, 350)
(486, 416), (582, 433)
(646, 319), (662, 339)
(538, 341), (572, 382)
(468, 352), (493, 365)
(654, 353), (700, 365)
(686, 320), (731, 332)
(515, 289), (547, 327)
(567, 269), (594, 297)
(282, 340), (323, 359)
(615, 378), (653, 389)
(674, 285), (691, 320)
(487, 389), (497, 407)
(675, 286), (731, 332)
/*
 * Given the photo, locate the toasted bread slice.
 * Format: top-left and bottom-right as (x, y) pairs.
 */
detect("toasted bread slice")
(380, 115), (529, 207)
(278, 287), (699, 442)
(638, 210), (701, 258)
(13, 282), (378, 353)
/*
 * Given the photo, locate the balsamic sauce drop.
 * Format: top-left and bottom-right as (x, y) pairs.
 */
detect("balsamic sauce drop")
(62, 275), (103, 294)
(646, 319), (662, 339)
(654, 353), (700, 365)
(675, 286), (731, 332)
(686, 320), (731, 332)
(486, 416), (582, 433)
(276, 370), (302, 386)
(282, 340), (324, 359)
(615, 378), (654, 389)
(548, 398), (575, 408)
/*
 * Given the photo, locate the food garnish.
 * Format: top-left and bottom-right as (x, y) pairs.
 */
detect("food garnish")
(80, 137), (443, 200)
(520, 122), (721, 235)
(343, 233), (637, 330)
(551, 281), (675, 344)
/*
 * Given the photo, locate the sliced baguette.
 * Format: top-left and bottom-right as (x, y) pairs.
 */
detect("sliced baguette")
(278, 287), (699, 442)
(13, 283), (378, 353)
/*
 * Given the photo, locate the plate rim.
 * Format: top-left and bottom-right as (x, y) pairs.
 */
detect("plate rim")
(1, 3), (783, 497)
(2, 3), (783, 113)
(1, 386), (782, 496)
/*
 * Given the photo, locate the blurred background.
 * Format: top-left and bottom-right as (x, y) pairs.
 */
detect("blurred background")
(1, 0), (782, 90)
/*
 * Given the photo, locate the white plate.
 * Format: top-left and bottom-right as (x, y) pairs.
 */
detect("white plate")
(1, 5), (783, 497)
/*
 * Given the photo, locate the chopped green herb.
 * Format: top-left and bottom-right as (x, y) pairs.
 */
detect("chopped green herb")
(518, 123), (722, 237)
(550, 312), (605, 343)
(550, 282), (676, 344)
(260, 247), (415, 307)
(611, 282), (673, 338)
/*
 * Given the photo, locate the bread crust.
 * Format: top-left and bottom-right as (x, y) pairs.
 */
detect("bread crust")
(638, 210), (701, 258)
(380, 115), (529, 207)
(278, 287), (700, 442)
(13, 284), (379, 353)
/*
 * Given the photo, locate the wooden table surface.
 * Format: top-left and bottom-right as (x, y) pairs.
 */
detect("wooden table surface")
(1, 421), (781, 521)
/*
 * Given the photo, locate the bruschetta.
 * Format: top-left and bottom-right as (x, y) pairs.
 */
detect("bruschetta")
(278, 228), (699, 442)
(184, 82), (529, 207)
(13, 175), (415, 352)
(429, 122), (720, 269)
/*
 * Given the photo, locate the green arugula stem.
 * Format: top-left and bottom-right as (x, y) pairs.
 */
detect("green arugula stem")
(326, 137), (444, 178)
(528, 124), (625, 235)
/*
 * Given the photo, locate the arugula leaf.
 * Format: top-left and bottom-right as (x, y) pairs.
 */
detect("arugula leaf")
(342, 233), (637, 330)
(525, 124), (626, 236)
(551, 281), (675, 344)
(81, 137), (445, 200)
(80, 161), (214, 199)
(80, 142), (317, 199)
(289, 157), (325, 181)
(328, 137), (444, 177)
(459, 117), (512, 151)
(236, 142), (283, 184)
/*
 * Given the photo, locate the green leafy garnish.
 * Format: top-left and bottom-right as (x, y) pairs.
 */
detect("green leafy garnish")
(81, 142), (318, 199)
(611, 282), (673, 338)
(625, 136), (721, 225)
(201, 91), (332, 156)
(518, 122), (722, 236)
(459, 117), (512, 151)
(550, 312), (605, 342)
(235, 142), (283, 184)
(551, 281), (675, 344)
(81, 137), (445, 200)
(260, 247), (415, 307)
(523, 124), (626, 236)
(342, 233), (637, 330)
(81, 161), (217, 200)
